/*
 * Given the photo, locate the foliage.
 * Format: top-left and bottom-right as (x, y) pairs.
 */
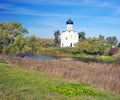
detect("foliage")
(108, 47), (119, 56)
(50, 83), (105, 97)
(78, 31), (85, 41)
(118, 43), (120, 48)
(74, 38), (109, 55)
(40, 38), (54, 47)
(113, 49), (120, 60)
(0, 22), (28, 55)
(26, 36), (41, 54)
(0, 22), (28, 47)
(54, 30), (60, 47)
(98, 34), (105, 40)
(106, 36), (118, 46)
(0, 22), (42, 56)
(2, 35), (41, 56)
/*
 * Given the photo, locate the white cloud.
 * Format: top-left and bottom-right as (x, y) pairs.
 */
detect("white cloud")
(98, 2), (110, 7)
(4, 0), (83, 6)
(0, 3), (81, 18)
(114, 7), (120, 15)
(82, 0), (98, 4)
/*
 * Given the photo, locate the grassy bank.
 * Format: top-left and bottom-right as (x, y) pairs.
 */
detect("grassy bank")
(38, 47), (116, 62)
(0, 59), (120, 100)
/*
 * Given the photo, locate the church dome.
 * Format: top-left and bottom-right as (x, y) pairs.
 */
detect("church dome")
(66, 18), (73, 24)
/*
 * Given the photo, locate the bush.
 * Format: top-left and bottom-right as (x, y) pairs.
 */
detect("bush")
(118, 43), (120, 48)
(113, 49), (120, 60)
(50, 83), (105, 97)
(109, 47), (119, 56)
(73, 38), (109, 55)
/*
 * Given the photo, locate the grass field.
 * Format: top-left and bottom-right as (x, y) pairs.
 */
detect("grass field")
(0, 58), (120, 100)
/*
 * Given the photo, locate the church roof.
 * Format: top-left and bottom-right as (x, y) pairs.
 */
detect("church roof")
(66, 18), (73, 24)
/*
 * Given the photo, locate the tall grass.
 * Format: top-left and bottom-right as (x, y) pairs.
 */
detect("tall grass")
(0, 59), (120, 100)
(0, 54), (120, 94)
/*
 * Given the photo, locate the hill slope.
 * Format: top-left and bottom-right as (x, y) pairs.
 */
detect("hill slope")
(0, 60), (120, 100)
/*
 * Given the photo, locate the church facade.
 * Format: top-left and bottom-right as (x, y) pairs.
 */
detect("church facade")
(60, 19), (79, 47)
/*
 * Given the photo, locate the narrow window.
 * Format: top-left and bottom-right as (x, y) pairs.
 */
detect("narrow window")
(70, 43), (72, 47)
(66, 37), (68, 40)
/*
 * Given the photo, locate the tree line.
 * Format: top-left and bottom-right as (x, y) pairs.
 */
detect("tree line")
(74, 32), (120, 59)
(0, 22), (120, 59)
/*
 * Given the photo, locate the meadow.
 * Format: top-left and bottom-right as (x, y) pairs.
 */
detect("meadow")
(0, 55), (120, 100)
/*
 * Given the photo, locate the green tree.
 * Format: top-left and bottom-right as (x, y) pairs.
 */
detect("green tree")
(78, 31), (85, 41)
(54, 30), (60, 47)
(0, 22), (28, 53)
(2, 36), (27, 56)
(98, 34), (104, 40)
(73, 39), (89, 53)
(106, 36), (118, 46)
(118, 43), (120, 48)
(74, 37), (108, 55)
(27, 35), (41, 54)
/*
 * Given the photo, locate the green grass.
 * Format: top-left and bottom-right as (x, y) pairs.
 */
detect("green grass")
(49, 83), (105, 97)
(98, 56), (116, 62)
(0, 60), (120, 100)
(73, 53), (94, 58)
(43, 47), (73, 51)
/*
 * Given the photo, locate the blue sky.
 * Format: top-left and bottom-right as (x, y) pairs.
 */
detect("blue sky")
(0, 0), (120, 41)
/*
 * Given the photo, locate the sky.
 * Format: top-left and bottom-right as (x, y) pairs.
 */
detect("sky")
(0, 0), (120, 41)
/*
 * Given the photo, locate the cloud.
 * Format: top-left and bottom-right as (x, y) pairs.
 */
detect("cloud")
(3, 0), (83, 6)
(114, 7), (120, 15)
(82, 0), (98, 4)
(0, 3), (81, 18)
(98, 2), (111, 7)
(1, 0), (111, 7)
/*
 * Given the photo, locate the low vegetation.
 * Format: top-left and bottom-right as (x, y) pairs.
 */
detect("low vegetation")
(1, 55), (120, 94)
(0, 58), (120, 100)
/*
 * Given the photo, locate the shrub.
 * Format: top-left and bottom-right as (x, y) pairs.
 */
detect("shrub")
(109, 47), (119, 56)
(49, 83), (105, 97)
(113, 49), (120, 60)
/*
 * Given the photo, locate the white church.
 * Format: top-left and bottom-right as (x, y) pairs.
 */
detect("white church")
(60, 18), (79, 47)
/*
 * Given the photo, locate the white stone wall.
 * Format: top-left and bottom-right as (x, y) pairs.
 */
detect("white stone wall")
(67, 24), (73, 31)
(61, 31), (78, 47)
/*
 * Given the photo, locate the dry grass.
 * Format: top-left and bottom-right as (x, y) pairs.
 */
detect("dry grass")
(0, 54), (120, 94)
